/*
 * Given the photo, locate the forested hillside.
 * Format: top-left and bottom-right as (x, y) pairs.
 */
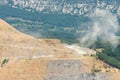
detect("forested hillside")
(91, 40), (120, 69)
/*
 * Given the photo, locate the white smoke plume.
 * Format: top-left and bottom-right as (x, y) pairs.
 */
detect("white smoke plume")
(80, 8), (119, 47)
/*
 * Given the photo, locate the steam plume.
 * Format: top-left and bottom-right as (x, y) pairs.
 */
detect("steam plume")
(80, 8), (119, 47)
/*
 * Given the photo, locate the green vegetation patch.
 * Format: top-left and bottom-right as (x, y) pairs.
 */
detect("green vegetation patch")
(91, 40), (120, 69)
(1, 58), (9, 67)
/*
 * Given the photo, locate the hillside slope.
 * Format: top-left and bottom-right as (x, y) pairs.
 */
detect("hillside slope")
(0, 19), (75, 57)
(1, 0), (120, 15)
(0, 19), (119, 80)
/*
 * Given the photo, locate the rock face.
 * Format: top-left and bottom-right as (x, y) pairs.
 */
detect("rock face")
(0, 19), (119, 80)
(45, 60), (111, 80)
(45, 73), (110, 80)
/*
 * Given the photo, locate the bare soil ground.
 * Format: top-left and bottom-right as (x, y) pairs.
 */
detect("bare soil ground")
(0, 19), (119, 80)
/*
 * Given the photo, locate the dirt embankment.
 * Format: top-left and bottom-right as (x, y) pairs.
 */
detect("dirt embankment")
(0, 19), (119, 80)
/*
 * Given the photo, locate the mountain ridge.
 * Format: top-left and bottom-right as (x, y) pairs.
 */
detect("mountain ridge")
(1, 0), (120, 15)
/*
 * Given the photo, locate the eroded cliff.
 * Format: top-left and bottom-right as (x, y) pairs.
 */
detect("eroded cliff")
(0, 19), (119, 80)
